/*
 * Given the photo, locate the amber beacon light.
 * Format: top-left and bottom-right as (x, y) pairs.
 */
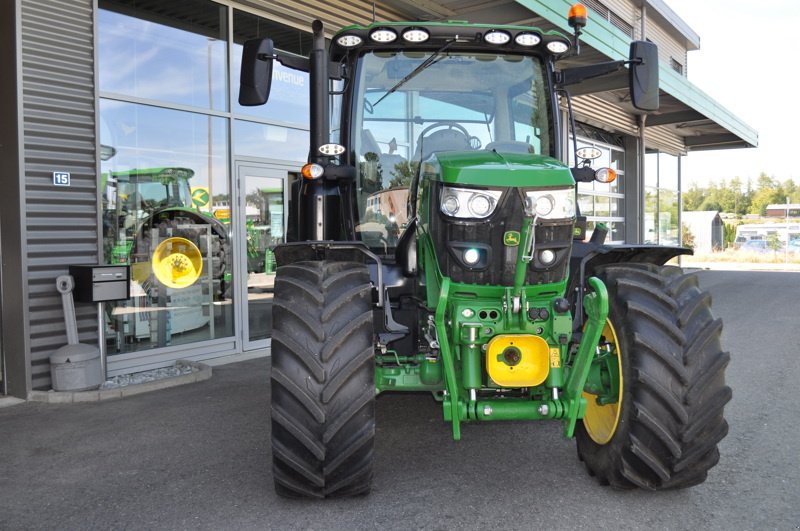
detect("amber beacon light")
(568, 3), (588, 29)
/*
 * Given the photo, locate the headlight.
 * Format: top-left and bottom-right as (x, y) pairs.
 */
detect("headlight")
(524, 188), (575, 219)
(440, 186), (502, 219)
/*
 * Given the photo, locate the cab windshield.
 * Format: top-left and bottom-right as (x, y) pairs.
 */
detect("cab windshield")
(351, 50), (552, 254)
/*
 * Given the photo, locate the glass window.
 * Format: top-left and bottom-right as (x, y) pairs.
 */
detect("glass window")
(609, 222), (625, 242)
(578, 194), (593, 217)
(96, 2), (320, 361)
(609, 149), (624, 194)
(511, 80), (549, 154)
(572, 136), (625, 242)
(98, 0), (228, 111)
(644, 186), (659, 244)
(645, 152), (659, 188)
(233, 120), (309, 162)
(610, 197), (624, 217)
(594, 196), (611, 217)
(352, 50), (552, 255)
(644, 151), (681, 245)
(100, 100), (233, 354)
(659, 153), (679, 190)
(659, 188), (679, 245)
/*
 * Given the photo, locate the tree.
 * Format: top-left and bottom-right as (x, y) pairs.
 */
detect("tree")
(728, 177), (751, 216)
(767, 232), (782, 253)
(387, 161), (418, 188)
(681, 223), (695, 250)
(782, 179), (800, 204)
(682, 183), (705, 211)
(698, 180), (722, 211)
(723, 221), (737, 249)
(749, 173), (783, 215)
(681, 174), (799, 217)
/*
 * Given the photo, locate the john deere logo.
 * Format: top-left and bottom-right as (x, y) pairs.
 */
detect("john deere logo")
(191, 187), (210, 208)
(504, 231), (520, 246)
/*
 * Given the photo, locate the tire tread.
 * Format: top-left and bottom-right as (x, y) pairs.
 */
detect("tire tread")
(270, 261), (375, 498)
(576, 263), (731, 490)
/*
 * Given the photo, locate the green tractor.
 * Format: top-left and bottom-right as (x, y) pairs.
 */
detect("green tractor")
(239, 8), (730, 498)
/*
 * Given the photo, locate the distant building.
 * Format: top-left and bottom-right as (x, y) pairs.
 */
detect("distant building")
(765, 204), (800, 218)
(682, 211), (724, 253)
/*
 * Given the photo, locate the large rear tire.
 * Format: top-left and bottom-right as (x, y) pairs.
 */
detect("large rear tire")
(270, 261), (376, 498)
(576, 263), (731, 489)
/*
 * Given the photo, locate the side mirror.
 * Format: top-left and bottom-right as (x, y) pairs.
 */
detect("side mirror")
(239, 38), (274, 106)
(629, 41), (659, 111)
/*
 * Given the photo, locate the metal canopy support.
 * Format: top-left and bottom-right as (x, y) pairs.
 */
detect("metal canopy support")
(684, 133), (750, 149)
(647, 109), (707, 126)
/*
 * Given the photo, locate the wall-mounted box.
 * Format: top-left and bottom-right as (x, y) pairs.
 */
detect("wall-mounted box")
(69, 265), (130, 303)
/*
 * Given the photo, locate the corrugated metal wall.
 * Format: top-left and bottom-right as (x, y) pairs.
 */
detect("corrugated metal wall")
(20, 0), (99, 390)
(571, 95), (637, 136)
(645, 17), (687, 76)
(570, 95), (685, 155)
(646, 125), (685, 156)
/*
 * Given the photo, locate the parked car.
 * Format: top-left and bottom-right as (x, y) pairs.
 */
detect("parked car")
(740, 239), (773, 253)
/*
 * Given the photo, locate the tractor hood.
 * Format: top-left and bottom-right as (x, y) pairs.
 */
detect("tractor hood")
(428, 152), (575, 188)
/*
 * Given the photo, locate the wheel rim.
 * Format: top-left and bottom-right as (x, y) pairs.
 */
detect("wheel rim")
(582, 319), (623, 445)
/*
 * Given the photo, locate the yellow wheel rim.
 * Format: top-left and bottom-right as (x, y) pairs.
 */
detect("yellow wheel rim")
(582, 319), (623, 445)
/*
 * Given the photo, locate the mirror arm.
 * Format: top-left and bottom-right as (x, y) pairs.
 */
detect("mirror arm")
(558, 60), (627, 87)
(272, 52), (310, 72)
(268, 53), (344, 80)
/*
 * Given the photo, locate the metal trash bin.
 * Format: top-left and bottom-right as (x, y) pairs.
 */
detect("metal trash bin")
(49, 274), (104, 391)
(50, 344), (103, 392)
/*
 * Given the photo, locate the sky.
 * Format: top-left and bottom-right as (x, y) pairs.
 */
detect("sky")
(664, 0), (800, 189)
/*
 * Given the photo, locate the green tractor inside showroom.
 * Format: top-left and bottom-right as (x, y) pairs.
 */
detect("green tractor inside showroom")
(240, 5), (731, 498)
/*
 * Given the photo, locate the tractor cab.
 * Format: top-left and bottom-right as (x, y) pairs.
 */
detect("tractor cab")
(345, 45), (555, 254)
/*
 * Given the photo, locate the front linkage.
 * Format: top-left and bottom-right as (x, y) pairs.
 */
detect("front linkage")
(375, 215), (609, 441)
(431, 275), (608, 441)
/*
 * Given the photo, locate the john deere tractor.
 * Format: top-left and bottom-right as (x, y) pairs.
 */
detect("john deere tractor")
(240, 6), (730, 498)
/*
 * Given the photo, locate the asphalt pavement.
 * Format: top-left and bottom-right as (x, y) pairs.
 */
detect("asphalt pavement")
(1, 270), (798, 530)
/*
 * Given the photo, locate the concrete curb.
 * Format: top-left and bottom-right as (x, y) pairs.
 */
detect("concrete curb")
(27, 360), (212, 404)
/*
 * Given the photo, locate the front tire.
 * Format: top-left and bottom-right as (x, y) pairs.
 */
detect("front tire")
(270, 261), (376, 498)
(576, 263), (731, 489)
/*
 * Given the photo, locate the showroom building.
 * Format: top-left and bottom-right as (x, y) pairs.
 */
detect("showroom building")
(0, 0), (756, 398)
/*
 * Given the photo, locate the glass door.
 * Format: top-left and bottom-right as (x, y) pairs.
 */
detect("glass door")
(235, 163), (289, 350)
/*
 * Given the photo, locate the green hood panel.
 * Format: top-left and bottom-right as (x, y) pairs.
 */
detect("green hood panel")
(429, 152), (575, 188)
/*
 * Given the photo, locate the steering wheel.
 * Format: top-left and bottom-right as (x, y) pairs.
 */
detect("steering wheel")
(418, 121), (470, 139)
(415, 121), (481, 160)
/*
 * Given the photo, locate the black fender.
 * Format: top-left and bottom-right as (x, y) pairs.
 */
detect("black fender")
(274, 240), (375, 268)
(567, 241), (692, 329)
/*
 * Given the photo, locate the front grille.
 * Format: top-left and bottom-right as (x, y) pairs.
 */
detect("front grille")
(431, 185), (573, 286)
